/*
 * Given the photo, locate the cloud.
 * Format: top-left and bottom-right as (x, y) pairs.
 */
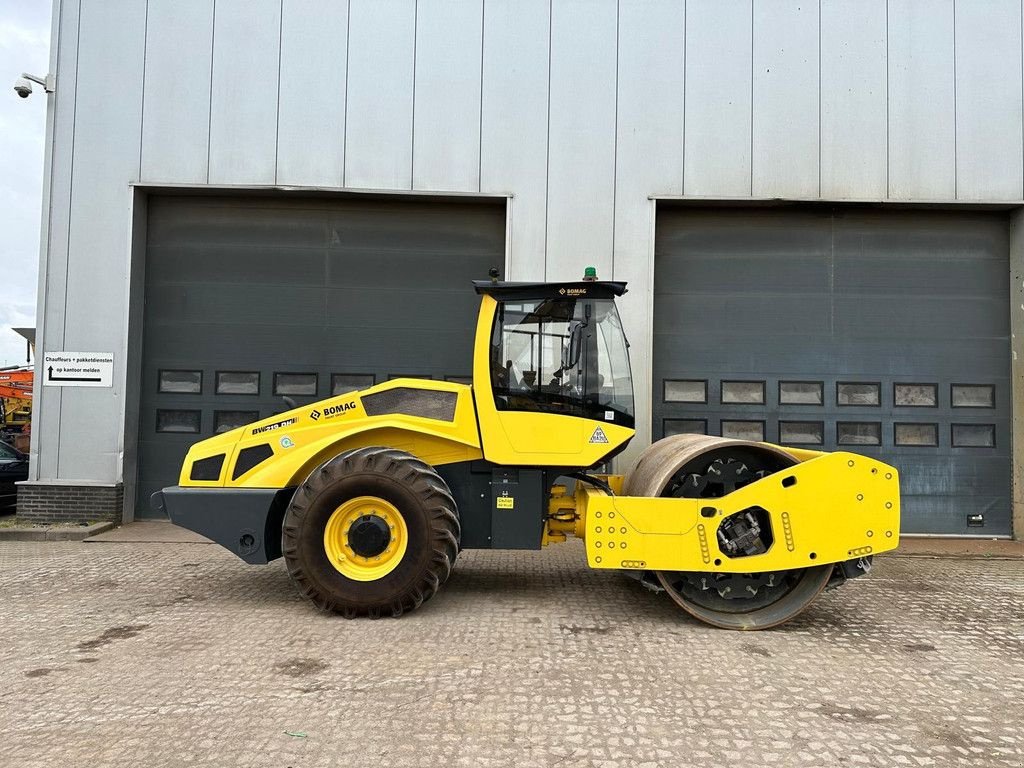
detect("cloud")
(0, 5), (51, 368)
(0, 20), (49, 51)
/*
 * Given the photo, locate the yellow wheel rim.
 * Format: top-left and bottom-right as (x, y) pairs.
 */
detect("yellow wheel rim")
(323, 496), (408, 582)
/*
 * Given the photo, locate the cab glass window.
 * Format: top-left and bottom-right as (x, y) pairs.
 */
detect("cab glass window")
(490, 297), (634, 427)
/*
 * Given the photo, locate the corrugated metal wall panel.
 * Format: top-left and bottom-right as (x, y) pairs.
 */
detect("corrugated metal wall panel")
(683, 0), (752, 196)
(59, 0), (147, 481)
(820, 0), (887, 198)
(33, 0), (81, 479)
(479, 0), (549, 280)
(954, 0), (1024, 200)
(207, 0), (281, 185)
(887, 0), (956, 200)
(276, 0), (348, 187)
(118, 0), (1024, 202)
(545, 0), (617, 281)
(344, 0), (416, 189)
(140, 0), (214, 183)
(752, 0), (819, 197)
(412, 0), (483, 192)
(614, 0), (686, 451)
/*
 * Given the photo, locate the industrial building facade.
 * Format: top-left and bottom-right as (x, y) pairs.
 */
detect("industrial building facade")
(26, 0), (1024, 538)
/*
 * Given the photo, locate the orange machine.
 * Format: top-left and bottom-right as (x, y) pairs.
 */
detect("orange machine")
(0, 369), (33, 439)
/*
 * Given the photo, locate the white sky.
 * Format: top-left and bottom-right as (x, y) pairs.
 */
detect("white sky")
(0, 0), (50, 368)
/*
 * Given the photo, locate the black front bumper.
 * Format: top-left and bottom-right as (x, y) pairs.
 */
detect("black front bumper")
(151, 486), (295, 564)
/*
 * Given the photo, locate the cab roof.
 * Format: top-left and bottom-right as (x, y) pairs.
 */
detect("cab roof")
(473, 280), (628, 300)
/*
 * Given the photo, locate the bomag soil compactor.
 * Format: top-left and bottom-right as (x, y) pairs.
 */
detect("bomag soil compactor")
(154, 271), (900, 630)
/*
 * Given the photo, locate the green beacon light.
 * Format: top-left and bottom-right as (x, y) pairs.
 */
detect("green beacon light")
(583, 266), (598, 282)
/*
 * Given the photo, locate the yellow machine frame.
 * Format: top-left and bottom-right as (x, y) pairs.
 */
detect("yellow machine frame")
(174, 280), (901, 571)
(162, 273), (902, 630)
(573, 451), (898, 571)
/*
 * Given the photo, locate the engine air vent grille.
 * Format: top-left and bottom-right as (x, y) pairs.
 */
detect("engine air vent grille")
(232, 444), (275, 480)
(362, 387), (457, 422)
(190, 454), (225, 481)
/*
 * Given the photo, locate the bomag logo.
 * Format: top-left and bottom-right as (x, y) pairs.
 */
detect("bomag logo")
(323, 402), (358, 419)
(559, 287), (588, 296)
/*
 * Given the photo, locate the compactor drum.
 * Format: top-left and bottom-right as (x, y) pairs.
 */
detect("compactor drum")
(155, 269), (900, 630)
(624, 435), (835, 629)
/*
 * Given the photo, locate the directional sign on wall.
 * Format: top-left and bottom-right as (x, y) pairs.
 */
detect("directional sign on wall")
(43, 352), (114, 387)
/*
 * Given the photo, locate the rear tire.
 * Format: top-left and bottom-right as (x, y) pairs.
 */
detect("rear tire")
(282, 447), (460, 618)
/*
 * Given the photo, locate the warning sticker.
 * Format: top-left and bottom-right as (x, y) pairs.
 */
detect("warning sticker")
(589, 427), (609, 444)
(496, 496), (515, 509)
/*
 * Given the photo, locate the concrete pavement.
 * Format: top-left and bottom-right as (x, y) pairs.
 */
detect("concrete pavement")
(0, 539), (1021, 767)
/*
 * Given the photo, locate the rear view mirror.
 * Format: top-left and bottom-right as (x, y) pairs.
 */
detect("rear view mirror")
(565, 323), (584, 369)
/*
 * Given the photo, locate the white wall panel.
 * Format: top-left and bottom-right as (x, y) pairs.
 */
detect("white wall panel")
(545, 0), (617, 281)
(955, 0), (1023, 200)
(140, 0), (214, 183)
(480, 0), (549, 280)
(752, 0), (819, 197)
(887, 0), (955, 199)
(60, 0), (147, 480)
(683, 0), (752, 196)
(277, 0), (348, 187)
(820, 0), (887, 198)
(615, 0), (685, 450)
(345, 0), (416, 189)
(208, 0), (281, 185)
(615, 0), (685, 256)
(32, 0), (80, 480)
(413, 0), (483, 191)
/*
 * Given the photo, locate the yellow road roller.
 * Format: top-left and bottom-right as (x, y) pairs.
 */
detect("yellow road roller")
(153, 269), (900, 630)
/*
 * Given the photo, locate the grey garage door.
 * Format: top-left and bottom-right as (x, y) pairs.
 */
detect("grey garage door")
(653, 206), (1011, 536)
(136, 195), (505, 517)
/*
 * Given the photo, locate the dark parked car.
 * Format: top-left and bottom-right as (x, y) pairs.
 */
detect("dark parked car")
(0, 441), (28, 514)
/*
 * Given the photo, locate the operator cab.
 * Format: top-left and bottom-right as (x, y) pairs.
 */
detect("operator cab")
(488, 289), (634, 429)
(471, 271), (635, 466)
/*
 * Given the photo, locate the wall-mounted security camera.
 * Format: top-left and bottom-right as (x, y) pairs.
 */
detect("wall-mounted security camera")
(13, 72), (55, 99)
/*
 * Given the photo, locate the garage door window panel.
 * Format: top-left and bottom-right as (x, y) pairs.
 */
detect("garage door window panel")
(780, 421), (824, 445)
(332, 373), (376, 395)
(779, 381), (823, 405)
(837, 382), (880, 406)
(156, 409), (201, 434)
(721, 381), (765, 405)
(894, 383), (938, 408)
(158, 370), (202, 395)
(274, 372), (318, 396)
(951, 384), (995, 409)
(952, 424), (996, 448)
(894, 423), (939, 447)
(664, 418), (707, 436)
(720, 420), (765, 441)
(216, 371), (260, 396)
(664, 379), (707, 403)
(837, 421), (881, 446)
(215, 410), (260, 434)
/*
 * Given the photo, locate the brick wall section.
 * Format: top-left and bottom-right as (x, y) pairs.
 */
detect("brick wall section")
(17, 484), (123, 524)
